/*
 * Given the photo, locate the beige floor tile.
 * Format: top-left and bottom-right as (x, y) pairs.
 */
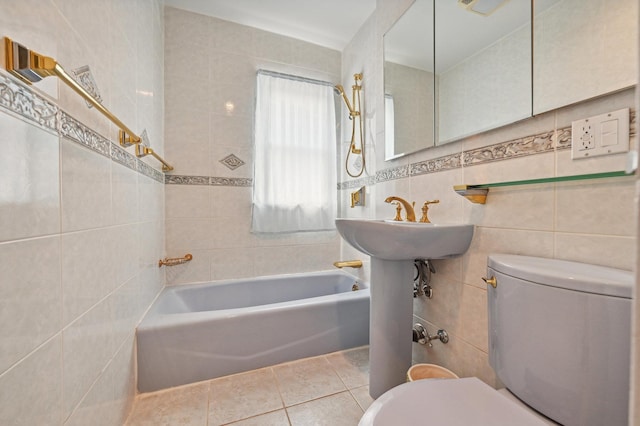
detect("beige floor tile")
(349, 386), (375, 412)
(209, 368), (284, 425)
(125, 382), (209, 426)
(227, 409), (291, 425)
(273, 356), (347, 406)
(326, 346), (370, 389)
(286, 392), (364, 426)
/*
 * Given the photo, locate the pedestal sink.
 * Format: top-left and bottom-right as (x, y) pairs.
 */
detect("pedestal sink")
(335, 219), (474, 398)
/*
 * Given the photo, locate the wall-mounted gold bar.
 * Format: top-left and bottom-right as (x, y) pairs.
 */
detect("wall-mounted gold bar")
(136, 144), (174, 172)
(3, 36), (173, 172)
(159, 253), (193, 268)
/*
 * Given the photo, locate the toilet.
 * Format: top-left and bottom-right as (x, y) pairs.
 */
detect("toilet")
(360, 254), (633, 426)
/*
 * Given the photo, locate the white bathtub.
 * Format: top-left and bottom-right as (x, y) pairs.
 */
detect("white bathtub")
(136, 270), (370, 392)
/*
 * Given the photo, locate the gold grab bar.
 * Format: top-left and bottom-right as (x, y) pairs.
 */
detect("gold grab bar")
(136, 144), (173, 172)
(159, 253), (193, 268)
(333, 260), (363, 269)
(3, 36), (173, 171)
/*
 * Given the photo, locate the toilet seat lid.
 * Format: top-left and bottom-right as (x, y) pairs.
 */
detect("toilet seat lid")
(359, 378), (549, 426)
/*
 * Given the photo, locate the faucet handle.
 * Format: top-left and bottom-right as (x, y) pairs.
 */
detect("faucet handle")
(392, 202), (403, 221)
(419, 200), (440, 223)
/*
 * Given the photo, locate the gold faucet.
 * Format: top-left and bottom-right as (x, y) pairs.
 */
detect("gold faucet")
(419, 200), (440, 223)
(385, 196), (416, 222)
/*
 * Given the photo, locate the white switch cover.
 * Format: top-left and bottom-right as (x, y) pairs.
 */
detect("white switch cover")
(571, 108), (629, 159)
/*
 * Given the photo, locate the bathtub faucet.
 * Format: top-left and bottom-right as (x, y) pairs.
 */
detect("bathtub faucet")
(333, 260), (363, 268)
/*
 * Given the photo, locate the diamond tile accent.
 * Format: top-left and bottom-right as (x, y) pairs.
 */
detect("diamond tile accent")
(72, 65), (102, 109)
(220, 154), (245, 170)
(140, 129), (150, 147)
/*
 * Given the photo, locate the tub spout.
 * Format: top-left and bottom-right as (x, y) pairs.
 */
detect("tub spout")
(333, 260), (363, 268)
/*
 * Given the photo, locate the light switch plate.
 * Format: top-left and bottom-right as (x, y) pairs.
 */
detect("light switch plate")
(571, 108), (629, 159)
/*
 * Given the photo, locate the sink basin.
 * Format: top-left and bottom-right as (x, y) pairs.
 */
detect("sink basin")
(335, 219), (474, 261)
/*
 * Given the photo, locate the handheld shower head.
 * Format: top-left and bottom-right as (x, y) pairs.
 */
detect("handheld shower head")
(334, 84), (355, 116)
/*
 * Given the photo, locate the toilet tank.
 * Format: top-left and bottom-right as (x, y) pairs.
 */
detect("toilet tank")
(487, 255), (633, 426)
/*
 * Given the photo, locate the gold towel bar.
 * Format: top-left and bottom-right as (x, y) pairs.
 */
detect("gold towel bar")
(3, 36), (173, 172)
(159, 253), (193, 268)
(136, 144), (173, 172)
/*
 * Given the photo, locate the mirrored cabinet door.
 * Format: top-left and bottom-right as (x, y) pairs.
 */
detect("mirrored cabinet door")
(435, 0), (532, 145)
(383, 0), (435, 160)
(533, 0), (637, 114)
(382, 0), (637, 160)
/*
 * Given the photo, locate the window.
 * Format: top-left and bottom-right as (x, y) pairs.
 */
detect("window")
(252, 71), (337, 233)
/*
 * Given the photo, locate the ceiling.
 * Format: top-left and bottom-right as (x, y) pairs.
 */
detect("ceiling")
(162, 0), (377, 51)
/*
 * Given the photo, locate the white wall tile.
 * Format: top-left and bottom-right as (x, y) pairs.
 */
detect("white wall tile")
(210, 248), (256, 281)
(61, 228), (116, 326)
(138, 176), (164, 223)
(0, 115), (60, 242)
(0, 237), (62, 374)
(554, 233), (634, 271)
(0, 335), (63, 425)
(112, 164), (139, 226)
(555, 178), (635, 237)
(60, 140), (113, 232)
(63, 297), (117, 420)
(63, 335), (136, 426)
(166, 185), (212, 218)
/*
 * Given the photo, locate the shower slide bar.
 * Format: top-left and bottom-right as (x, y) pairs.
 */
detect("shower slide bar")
(2, 36), (173, 172)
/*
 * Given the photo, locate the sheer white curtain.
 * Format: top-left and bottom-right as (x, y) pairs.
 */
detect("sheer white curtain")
(252, 71), (337, 233)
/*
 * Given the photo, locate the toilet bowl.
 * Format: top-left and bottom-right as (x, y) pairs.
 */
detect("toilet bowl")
(359, 377), (556, 425)
(360, 255), (633, 426)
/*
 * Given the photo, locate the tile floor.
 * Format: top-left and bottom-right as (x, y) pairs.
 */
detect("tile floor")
(125, 346), (373, 425)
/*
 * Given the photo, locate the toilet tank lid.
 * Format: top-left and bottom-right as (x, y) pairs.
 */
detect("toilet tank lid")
(488, 255), (633, 298)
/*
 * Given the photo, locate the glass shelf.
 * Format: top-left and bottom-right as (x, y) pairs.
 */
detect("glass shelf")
(454, 170), (633, 204)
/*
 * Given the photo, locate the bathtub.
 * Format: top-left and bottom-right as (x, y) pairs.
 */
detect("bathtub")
(136, 270), (370, 392)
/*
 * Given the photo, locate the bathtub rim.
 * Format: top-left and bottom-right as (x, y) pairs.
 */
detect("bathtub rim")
(139, 269), (370, 329)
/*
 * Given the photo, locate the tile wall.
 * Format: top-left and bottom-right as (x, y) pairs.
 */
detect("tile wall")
(0, 1), (165, 424)
(339, 0), (637, 388)
(163, 7), (342, 285)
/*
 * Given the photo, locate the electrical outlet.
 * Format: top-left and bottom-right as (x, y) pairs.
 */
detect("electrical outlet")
(571, 108), (629, 159)
(577, 122), (594, 151)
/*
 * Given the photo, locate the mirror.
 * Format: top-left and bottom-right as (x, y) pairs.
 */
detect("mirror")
(384, 0), (637, 160)
(383, 0), (435, 160)
(533, 0), (637, 114)
(435, 0), (532, 144)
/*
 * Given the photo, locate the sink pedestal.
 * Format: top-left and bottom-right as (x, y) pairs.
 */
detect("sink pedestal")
(334, 218), (474, 399)
(369, 258), (414, 399)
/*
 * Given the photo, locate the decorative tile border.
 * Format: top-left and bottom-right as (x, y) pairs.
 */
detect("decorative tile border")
(211, 177), (252, 186)
(462, 130), (555, 166)
(165, 175), (253, 187)
(0, 72), (58, 133)
(411, 152), (463, 176)
(59, 111), (111, 157)
(165, 175), (210, 185)
(0, 70), (165, 183)
(340, 110), (636, 189)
